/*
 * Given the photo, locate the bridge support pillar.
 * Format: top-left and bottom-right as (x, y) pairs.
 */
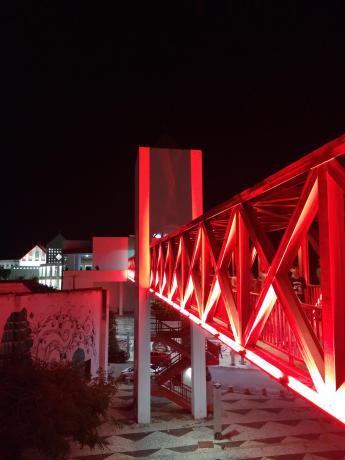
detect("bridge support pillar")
(191, 323), (207, 419)
(134, 147), (151, 424)
(134, 146), (203, 423)
(135, 293), (151, 424)
(118, 282), (124, 316)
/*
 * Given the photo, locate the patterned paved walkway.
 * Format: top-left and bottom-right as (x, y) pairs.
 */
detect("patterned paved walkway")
(69, 368), (345, 460)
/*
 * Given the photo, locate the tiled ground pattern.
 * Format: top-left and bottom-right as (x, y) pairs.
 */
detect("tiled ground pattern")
(68, 382), (345, 460)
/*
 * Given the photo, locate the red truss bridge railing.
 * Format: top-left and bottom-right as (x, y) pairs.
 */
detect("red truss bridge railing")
(130, 134), (345, 425)
(128, 256), (135, 283)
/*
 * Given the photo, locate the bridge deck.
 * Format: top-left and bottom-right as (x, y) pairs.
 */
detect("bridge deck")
(129, 134), (345, 425)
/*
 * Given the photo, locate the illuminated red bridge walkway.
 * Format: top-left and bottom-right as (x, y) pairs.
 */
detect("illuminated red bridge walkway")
(129, 135), (345, 425)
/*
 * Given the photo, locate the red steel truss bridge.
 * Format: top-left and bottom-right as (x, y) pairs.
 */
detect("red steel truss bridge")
(129, 134), (345, 425)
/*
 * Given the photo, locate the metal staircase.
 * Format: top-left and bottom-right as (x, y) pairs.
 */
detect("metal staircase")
(151, 381), (192, 411)
(154, 354), (190, 385)
(151, 313), (192, 409)
(151, 309), (219, 410)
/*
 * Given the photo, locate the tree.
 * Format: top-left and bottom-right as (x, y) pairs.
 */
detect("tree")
(0, 358), (117, 460)
(108, 311), (128, 363)
(0, 267), (11, 280)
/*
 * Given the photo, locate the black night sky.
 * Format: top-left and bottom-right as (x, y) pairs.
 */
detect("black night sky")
(1, 2), (345, 258)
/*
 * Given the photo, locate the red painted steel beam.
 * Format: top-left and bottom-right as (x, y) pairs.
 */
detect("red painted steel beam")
(236, 208), (251, 342)
(318, 165), (345, 392)
(201, 224), (212, 318)
(151, 135), (345, 248)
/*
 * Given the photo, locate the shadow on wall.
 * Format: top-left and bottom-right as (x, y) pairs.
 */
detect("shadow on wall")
(0, 309), (33, 362)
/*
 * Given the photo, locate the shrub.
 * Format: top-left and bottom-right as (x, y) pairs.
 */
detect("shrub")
(108, 311), (129, 363)
(109, 349), (129, 363)
(0, 357), (117, 460)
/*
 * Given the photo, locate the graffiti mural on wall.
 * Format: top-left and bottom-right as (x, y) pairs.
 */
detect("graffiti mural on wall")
(29, 309), (96, 363)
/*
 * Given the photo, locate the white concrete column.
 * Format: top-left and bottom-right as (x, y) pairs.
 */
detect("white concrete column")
(136, 291), (151, 423)
(119, 282), (124, 316)
(135, 147), (151, 424)
(191, 323), (207, 419)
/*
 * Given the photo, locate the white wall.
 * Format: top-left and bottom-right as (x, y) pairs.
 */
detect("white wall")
(19, 245), (46, 267)
(0, 288), (108, 376)
(63, 270), (136, 314)
(93, 237), (128, 270)
(63, 269), (127, 289)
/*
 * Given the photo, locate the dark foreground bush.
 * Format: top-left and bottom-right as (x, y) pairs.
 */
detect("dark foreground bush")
(0, 358), (117, 460)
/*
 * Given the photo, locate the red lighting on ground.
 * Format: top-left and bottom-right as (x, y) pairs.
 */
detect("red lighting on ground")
(245, 349), (284, 380)
(151, 284), (345, 424)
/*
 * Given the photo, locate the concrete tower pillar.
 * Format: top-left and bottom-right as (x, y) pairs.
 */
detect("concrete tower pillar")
(135, 147), (151, 424)
(118, 283), (124, 316)
(134, 146), (203, 423)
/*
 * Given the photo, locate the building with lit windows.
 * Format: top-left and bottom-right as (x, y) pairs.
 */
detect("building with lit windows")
(38, 233), (92, 289)
(19, 245), (46, 267)
(0, 245), (46, 280)
(1, 234), (135, 308)
(0, 259), (18, 270)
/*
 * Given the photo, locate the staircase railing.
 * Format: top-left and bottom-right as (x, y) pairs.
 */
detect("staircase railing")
(260, 296), (323, 367)
(151, 318), (189, 337)
(154, 351), (184, 378)
(161, 379), (192, 403)
(150, 314), (198, 408)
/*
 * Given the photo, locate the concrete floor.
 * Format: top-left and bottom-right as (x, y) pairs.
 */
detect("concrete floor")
(68, 359), (345, 460)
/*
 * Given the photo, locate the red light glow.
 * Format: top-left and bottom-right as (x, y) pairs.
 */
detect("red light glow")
(149, 286), (345, 424)
(146, 136), (345, 426)
(245, 349), (284, 380)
